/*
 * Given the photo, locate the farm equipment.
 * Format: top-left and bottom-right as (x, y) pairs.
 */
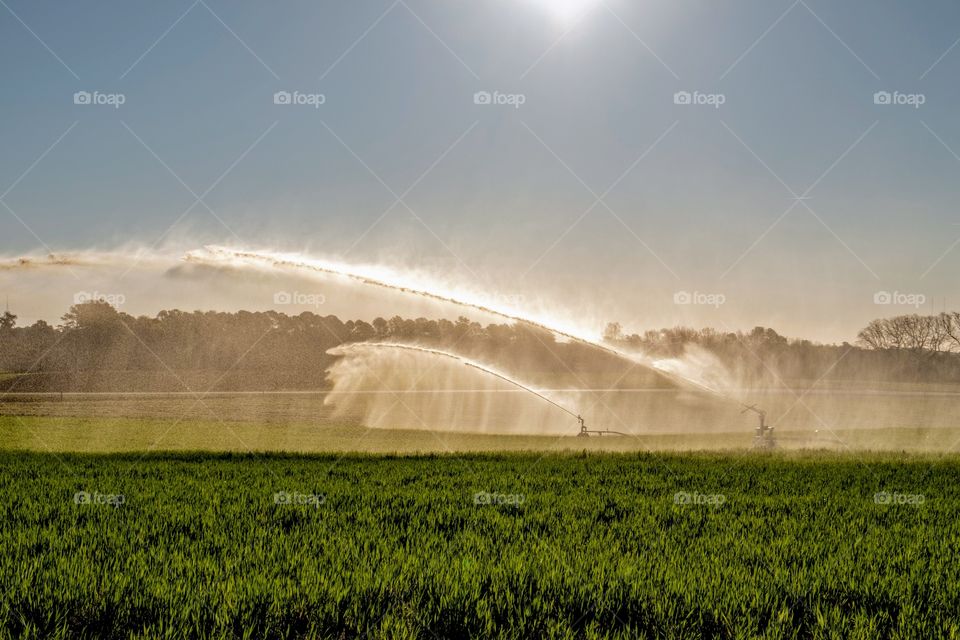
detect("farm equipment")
(576, 415), (629, 437)
(743, 404), (776, 449)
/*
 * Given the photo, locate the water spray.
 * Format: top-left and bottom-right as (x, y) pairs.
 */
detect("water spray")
(331, 342), (628, 437)
(190, 246), (770, 440)
(188, 247), (716, 390)
(4, 245), (770, 440)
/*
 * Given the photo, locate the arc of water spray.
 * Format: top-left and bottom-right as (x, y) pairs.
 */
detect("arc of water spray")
(188, 248), (720, 390)
(334, 342), (581, 419)
(186, 246), (759, 415)
(332, 342), (631, 436)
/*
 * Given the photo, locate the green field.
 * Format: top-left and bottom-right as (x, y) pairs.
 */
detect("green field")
(0, 414), (762, 453)
(6, 413), (960, 455)
(3, 451), (959, 639)
(4, 388), (960, 454)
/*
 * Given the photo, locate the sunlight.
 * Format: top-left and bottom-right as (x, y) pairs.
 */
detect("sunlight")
(527, 0), (600, 24)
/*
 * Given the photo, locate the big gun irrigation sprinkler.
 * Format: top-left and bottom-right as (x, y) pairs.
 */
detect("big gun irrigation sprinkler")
(743, 404), (776, 449)
(576, 415), (629, 437)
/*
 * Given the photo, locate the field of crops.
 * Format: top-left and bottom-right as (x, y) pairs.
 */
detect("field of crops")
(3, 451), (960, 639)
(5, 391), (960, 453)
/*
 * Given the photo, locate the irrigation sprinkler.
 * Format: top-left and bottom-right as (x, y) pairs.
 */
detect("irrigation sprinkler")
(576, 415), (629, 437)
(742, 404), (776, 449)
(334, 343), (630, 437)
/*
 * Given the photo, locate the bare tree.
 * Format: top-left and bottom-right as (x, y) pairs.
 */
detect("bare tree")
(902, 314), (932, 352)
(929, 313), (954, 353)
(858, 312), (960, 354)
(857, 319), (887, 349)
(945, 312), (960, 352)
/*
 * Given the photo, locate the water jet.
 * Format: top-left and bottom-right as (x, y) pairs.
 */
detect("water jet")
(331, 342), (629, 437)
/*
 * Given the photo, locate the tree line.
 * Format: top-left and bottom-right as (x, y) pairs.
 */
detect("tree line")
(0, 301), (634, 391)
(2, 302), (960, 391)
(603, 312), (960, 386)
(856, 313), (960, 353)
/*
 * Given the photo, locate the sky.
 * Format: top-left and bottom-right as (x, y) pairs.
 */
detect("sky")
(2, 0), (960, 343)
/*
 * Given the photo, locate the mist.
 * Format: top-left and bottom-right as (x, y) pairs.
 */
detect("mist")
(3, 243), (960, 451)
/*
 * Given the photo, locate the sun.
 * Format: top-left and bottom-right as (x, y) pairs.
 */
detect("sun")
(527, 0), (600, 24)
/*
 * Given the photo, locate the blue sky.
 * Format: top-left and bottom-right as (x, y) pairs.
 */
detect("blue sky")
(2, 0), (960, 341)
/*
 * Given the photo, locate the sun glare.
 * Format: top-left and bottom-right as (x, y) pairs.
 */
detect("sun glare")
(527, 0), (600, 24)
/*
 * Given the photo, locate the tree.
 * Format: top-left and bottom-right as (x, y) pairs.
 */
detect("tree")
(59, 301), (128, 372)
(60, 300), (122, 331)
(602, 322), (622, 342)
(945, 312), (960, 352)
(857, 319), (887, 349)
(0, 311), (15, 331)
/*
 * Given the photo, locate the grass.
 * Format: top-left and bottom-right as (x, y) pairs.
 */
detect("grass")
(2, 450), (960, 639)
(4, 387), (960, 453)
(0, 414), (757, 453)
(4, 414), (960, 454)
